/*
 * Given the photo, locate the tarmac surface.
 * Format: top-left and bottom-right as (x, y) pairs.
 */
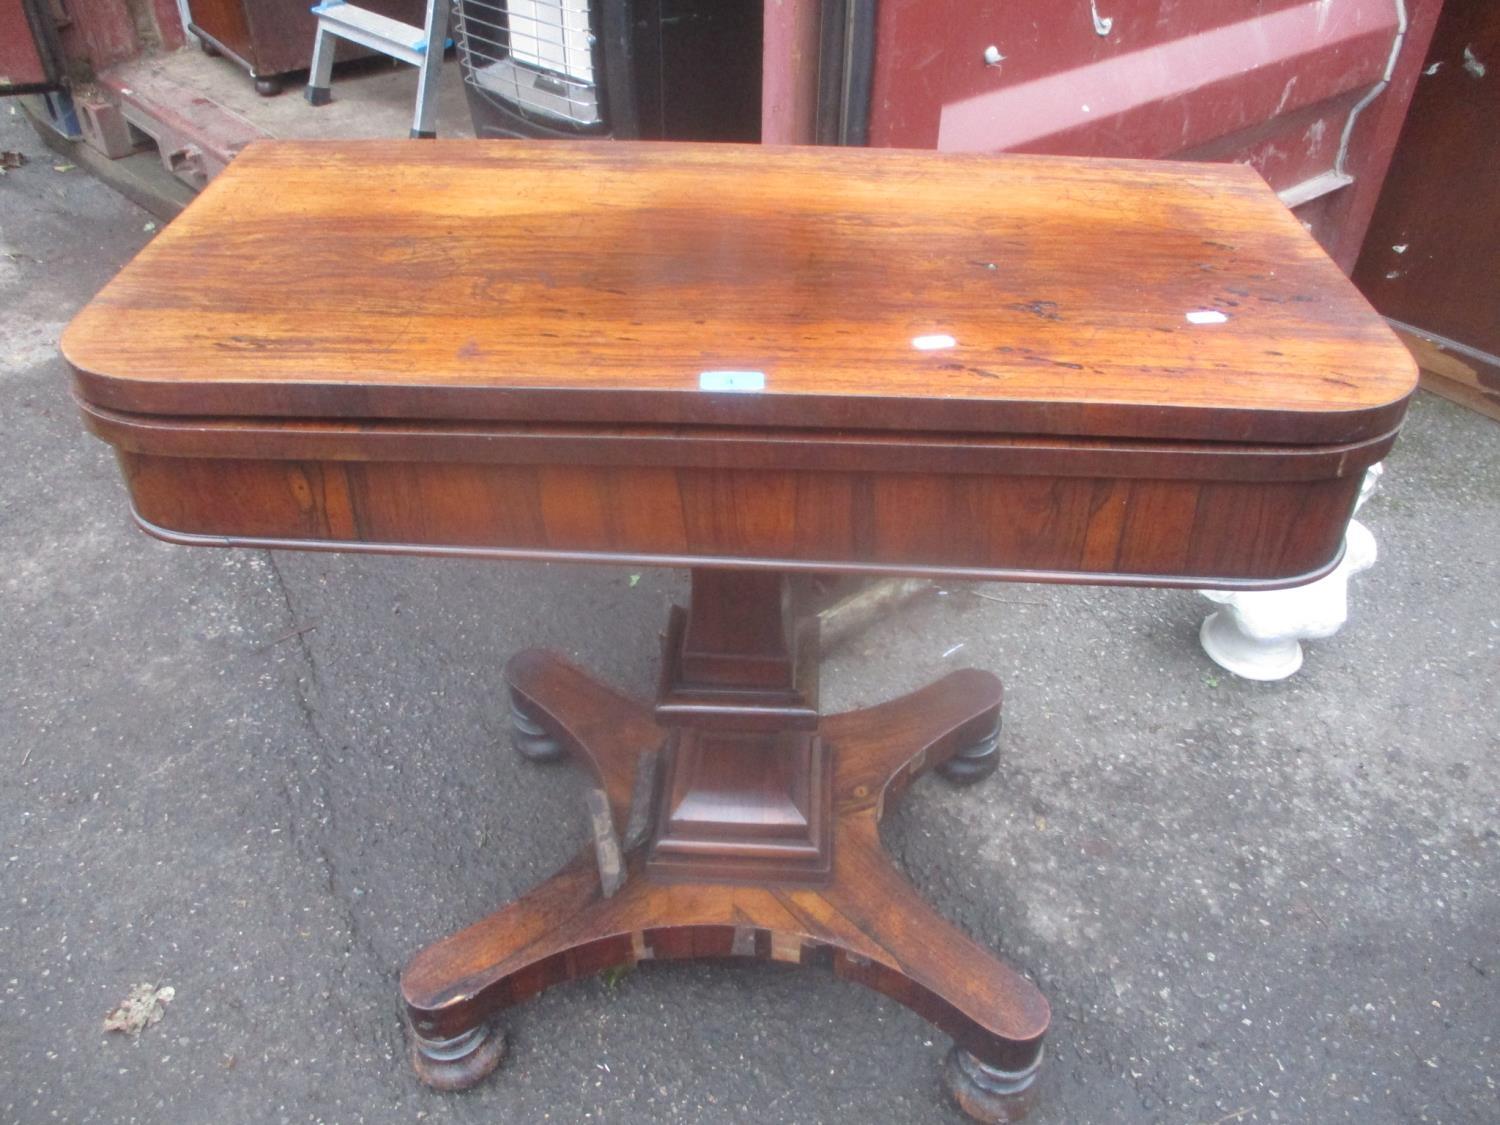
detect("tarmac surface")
(2, 105), (1497, 1124)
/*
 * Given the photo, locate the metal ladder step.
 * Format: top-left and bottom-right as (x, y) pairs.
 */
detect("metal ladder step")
(305, 0), (451, 137)
(309, 1), (429, 66)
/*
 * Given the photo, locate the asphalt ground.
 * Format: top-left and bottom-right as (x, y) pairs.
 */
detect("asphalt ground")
(2, 106), (1496, 1124)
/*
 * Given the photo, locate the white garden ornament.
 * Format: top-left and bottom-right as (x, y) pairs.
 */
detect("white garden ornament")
(1198, 463), (1383, 680)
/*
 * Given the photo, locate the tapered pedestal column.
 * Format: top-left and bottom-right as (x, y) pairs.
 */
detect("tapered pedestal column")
(648, 570), (830, 885)
(400, 570), (1049, 1121)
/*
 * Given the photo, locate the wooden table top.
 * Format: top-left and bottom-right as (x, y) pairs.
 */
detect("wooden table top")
(62, 140), (1416, 445)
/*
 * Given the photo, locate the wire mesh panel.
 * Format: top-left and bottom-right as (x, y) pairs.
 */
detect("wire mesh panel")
(456, 0), (602, 127)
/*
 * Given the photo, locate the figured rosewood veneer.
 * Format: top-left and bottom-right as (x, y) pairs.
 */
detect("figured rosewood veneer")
(63, 141), (1414, 444)
(77, 403), (1399, 589)
(62, 140), (1418, 1122)
(403, 582), (1048, 1120)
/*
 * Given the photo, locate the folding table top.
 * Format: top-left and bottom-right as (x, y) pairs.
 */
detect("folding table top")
(63, 140), (1415, 446)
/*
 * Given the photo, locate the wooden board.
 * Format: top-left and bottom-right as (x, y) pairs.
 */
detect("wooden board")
(1391, 327), (1500, 424)
(62, 140), (1417, 445)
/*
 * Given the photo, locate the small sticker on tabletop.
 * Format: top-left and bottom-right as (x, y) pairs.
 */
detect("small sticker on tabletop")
(698, 370), (765, 392)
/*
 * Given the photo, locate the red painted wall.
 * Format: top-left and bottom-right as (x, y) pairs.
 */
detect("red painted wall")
(764, 0), (1443, 272)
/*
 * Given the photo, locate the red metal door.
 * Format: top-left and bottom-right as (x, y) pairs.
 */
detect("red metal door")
(766, 0), (1445, 272)
(1, 0), (64, 95)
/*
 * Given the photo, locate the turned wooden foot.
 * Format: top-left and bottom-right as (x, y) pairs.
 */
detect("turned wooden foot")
(508, 697), (565, 762)
(401, 651), (1047, 1112)
(938, 715), (1003, 785)
(945, 1045), (1044, 1123)
(406, 1023), (507, 1091)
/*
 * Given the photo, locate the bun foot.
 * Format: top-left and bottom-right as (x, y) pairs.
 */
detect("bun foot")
(253, 76), (284, 97)
(408, 1024), (507, 1091)
(509, 700), (564, 762)
(945, 1045), (1043, 1123)
(937, 719), (1001, 785)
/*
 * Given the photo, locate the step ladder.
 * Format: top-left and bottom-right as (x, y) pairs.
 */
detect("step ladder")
(305, 0), (451, 138)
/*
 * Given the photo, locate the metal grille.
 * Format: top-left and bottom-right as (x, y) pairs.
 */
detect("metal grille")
(456, 0), (601, 126)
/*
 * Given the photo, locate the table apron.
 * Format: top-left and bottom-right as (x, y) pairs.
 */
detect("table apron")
(112, 449), (1363, 590)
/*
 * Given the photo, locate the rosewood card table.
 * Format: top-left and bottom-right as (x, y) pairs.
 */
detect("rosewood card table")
(62, 141), (1416, 1121)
